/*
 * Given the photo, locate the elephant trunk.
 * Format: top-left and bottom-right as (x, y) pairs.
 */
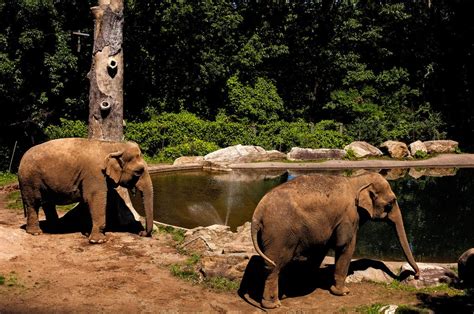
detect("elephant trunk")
(136, 171), (154, 236)
(388, 202), (420, 279)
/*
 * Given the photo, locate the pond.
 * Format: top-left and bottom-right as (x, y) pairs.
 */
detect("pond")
(132, 168), (474, 263)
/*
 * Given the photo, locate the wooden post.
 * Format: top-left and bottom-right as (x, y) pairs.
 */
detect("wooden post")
(87, 0), (124, 141)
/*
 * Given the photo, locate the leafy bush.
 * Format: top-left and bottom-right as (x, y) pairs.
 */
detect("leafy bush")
(157, 139), (220, 162)
(45, 113), (354, 162)
(44, 118), (87, 139)
(413, 150), (428, 159)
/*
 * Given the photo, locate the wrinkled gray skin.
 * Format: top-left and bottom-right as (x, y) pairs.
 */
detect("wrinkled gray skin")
(251, 172), (420, 309)
(18, 138), (153, 244)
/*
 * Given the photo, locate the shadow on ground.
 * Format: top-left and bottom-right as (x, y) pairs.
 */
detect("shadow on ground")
(416, 289), (474, 313)
(21, 190), (145, 236)
(239, 256), (410, 308)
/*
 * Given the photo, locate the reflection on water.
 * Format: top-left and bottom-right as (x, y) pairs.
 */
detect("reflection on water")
(132, 168), (474, 263)
(132, 169), (289, 231)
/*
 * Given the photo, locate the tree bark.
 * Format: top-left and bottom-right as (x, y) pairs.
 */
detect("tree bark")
(87, 0), (124, 141)
(85, 0), (146, 233)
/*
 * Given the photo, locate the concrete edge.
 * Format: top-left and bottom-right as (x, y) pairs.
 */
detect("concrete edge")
(148, 154), (474, 173)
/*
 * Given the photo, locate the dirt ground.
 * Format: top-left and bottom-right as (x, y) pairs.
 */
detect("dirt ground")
(0, 186), (471, 313)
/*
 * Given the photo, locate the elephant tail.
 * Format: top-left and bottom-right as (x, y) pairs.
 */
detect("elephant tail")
(251, 216), (276, 268)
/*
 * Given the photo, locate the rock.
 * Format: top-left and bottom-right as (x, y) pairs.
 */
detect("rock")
(180, 222), (255, 280)
(380, 141), (410, 159)
(173, 156), (205, 166)
(379, 305), (399, 314)
(346, 267), (395, 284)
(200, 254), (250, 281)
(408, 167), (457, 179)
(458, 248), (474, 285)
(287, 147), (346, 161)
(344, 141), (383, 158)
(382, 168), (407, 180)
(409, 140), (428, 156)
(423, 140), (459, 154)
(400, 263), (458, 288)
(204, 145), (286, 164)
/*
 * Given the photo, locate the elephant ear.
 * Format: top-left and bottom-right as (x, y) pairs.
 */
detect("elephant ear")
(104, 151), (124, 184)
(356, 183), (375, 218)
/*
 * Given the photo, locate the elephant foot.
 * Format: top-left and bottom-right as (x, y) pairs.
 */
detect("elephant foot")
(330, 285), (350, 296)
(26, 225), (43, 235)
(261, 298), (281, 309)
(138, 230), (151, 237)
(89, 233), (107, 244)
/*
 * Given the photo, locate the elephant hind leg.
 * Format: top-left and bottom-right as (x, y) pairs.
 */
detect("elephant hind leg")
(42, 202), (59, 233)
(261, 244), (295, 308)
(25, 202), (42, 235)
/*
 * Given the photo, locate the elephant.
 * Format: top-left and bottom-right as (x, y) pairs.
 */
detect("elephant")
(18, 138), (154, 244)
(251, 172), (420, 308)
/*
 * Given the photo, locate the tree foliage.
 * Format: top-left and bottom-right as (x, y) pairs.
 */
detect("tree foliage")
(1, 0), (473, 169)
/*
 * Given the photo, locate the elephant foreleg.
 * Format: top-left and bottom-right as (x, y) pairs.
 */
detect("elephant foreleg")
(86, 190), (107, 244)
(331, 228), (357, 296)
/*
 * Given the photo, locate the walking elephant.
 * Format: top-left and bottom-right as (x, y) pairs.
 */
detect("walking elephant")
(18, 138), (154, 244)
(251, 172), (419, 308)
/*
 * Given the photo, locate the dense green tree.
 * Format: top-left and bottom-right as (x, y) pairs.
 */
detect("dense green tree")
(1, 0), (474, 170)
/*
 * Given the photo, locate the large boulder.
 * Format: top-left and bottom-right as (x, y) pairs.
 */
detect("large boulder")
(408, 167), (457, 179)
(180, 223), (255, 281)
(344, 141), (383, 158)
(458, 248), (474, 286)
(204, 145), (286, 164)
(423, 140), (459, 154)
(287, 147), (347, 161)
(409, 140), (428, 156)
(380, 141), (410, 159)
(346, 267), (395, 284)
(400, 263), (458, 288)
(173, 156), (205, 166)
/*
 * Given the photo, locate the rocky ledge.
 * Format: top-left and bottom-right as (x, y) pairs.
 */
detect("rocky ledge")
(171, 140), (460, 167)
(178, 223), (461, 289)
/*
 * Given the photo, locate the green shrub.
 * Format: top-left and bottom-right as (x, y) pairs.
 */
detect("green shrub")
(46, 114), (354, 162)
(158, 139), (220, 162)
(44, 118), (87, 139)
(413, 150), (428, 159)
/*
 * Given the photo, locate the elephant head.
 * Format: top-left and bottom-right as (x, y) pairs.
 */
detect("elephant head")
(104, 142), (154, 236)
(357, 175), (420, 278)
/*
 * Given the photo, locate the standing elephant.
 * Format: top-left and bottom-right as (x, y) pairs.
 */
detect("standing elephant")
(251, 172), (419, 308)
(18, 138), (154, 244)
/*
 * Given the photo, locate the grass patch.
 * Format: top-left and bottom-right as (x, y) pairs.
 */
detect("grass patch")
(355, 303), (386, 313)
(170, 254), (202, 283)
(169, 253), (240, 292)
(205, 276), (240, 291)
(0, 172), (17, 186)
(158, 225), (186, 243)
(6, 191), (78, 212)
(387, 281), (464, 297)
(6, 191), (22, 210)
(0, 272), (22, 288)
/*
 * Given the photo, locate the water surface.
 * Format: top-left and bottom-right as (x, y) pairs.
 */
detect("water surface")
(133, 168), (474, 263)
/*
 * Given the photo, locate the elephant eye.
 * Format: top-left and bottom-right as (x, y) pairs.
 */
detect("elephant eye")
(384, 201), (394, 212)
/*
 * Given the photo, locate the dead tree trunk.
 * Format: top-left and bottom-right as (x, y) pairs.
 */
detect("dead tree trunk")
(87, 0), (124, 141)
(84, 0), (146, 232)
